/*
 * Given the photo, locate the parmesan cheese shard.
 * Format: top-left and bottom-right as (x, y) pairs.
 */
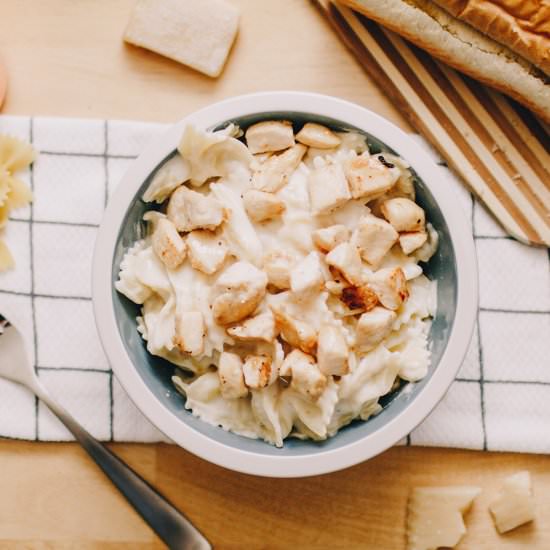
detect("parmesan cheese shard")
(406, 486), (481, 550)
(124, 0), (240, 78)
(489, 471), (535, 534)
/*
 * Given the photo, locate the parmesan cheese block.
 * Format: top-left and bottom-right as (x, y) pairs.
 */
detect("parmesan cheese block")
(124, 0), (239, 78)
(406, 486), (480, 550)
(489, 471), (535, 534)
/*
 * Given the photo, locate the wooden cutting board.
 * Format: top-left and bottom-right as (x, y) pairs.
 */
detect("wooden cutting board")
(314, 0), (550, 247)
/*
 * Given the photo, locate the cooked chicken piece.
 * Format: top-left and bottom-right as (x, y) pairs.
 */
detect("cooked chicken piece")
(151, 218), (187, 270)
(355, 307), (397, 352)
(325, 242), (363, 285)
(325, 280), (346, 296)
(226, 312), (276, 343)
(312, 224), (350, 252)
(174, 311), (205, 356)
(399, 231), (428, 255)
(381, 197), (425, 232)
(279, 349), (315, 377)
(245, 120), (295, 154)
(317, 324), (349, 376)
(353, 214), (398, 267)
(186, 230), (228, 275)
(308, 163), (351, 215)
(242, 354), (274, 389)
(290, 357), (327, 401)
(368, 267), (409, 310)
(262, 250), (294, 290)
(167, 185), (227, 232)
(252, 144), (307, 192)
(290, 251), (324, 295)
(212, 261), (268, 325)
(218, 352), (248, 399)
(242, 189), (286, 222)
(253, 152), (272, 166)
(271, 306), (317, 355)
(344, 153), (399, 200)
(296, 123), (341, 149)
(340, 284), (378, 313)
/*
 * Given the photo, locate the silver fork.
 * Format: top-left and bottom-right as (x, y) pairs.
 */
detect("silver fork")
(0, 314), (211, 550)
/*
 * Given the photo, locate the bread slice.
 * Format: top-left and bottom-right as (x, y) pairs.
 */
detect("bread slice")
(432, 0), (550, 76)
(339, 0), (550, 122)
(124, 0), (239, 78)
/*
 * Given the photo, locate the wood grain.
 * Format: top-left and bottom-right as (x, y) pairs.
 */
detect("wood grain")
(0, 0), (549, 548)
(319, 1), (550, 246)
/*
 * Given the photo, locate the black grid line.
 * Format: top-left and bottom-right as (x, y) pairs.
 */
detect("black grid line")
(104, 119), (115, 442)
(28, 117), (40, 442)
(39, 150), (137, 160)
(31, 219), (100, 229)
(109, 371), (114, 442)
(456, 378), (550, 387)
(474, 235), (514, 241)
(36, 366), (110, 374)
(0, 289), (91, 301)
(480, 307), (550, 315)
(10, 217), (100, 229)
(471, 192), (488, 451)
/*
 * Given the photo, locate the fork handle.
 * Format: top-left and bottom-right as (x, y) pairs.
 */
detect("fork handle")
(35, 387), (211, 550)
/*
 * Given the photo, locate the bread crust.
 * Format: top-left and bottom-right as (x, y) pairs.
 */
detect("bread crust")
(340, 0), (550, 123)
(433, 0), (550, 75)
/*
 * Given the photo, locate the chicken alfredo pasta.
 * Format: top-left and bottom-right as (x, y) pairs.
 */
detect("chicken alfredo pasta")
(116, 120), (438, 447)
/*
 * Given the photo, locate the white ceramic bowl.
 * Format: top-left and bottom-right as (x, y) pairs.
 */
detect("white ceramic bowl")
(92, 92), (477, 478)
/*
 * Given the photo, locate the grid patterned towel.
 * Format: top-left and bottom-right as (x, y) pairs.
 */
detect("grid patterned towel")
(0, 115), (549, 452)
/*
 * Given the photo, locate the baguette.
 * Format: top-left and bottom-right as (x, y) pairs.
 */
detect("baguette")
(432, 0), (550, 76)
(340, 0), (550, 122)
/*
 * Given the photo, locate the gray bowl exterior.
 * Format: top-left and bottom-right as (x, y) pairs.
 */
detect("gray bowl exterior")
(111, 112), (457, 457)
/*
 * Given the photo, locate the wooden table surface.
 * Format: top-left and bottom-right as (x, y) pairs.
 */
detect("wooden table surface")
(1, 1), (549, 548)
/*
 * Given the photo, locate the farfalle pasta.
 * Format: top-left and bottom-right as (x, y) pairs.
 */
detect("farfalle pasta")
(116, 121), (438, 447)
(0, 135), (35, 270)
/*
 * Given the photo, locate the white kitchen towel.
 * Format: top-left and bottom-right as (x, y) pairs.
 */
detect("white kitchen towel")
(0, 115), (549, 452)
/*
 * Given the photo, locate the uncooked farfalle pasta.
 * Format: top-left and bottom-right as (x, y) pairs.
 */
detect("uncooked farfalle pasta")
(116, 120), (438, 446)
(0, 135), (35, 270)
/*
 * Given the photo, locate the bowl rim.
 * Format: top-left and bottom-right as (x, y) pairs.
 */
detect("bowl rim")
(92, 91), (478, 478)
